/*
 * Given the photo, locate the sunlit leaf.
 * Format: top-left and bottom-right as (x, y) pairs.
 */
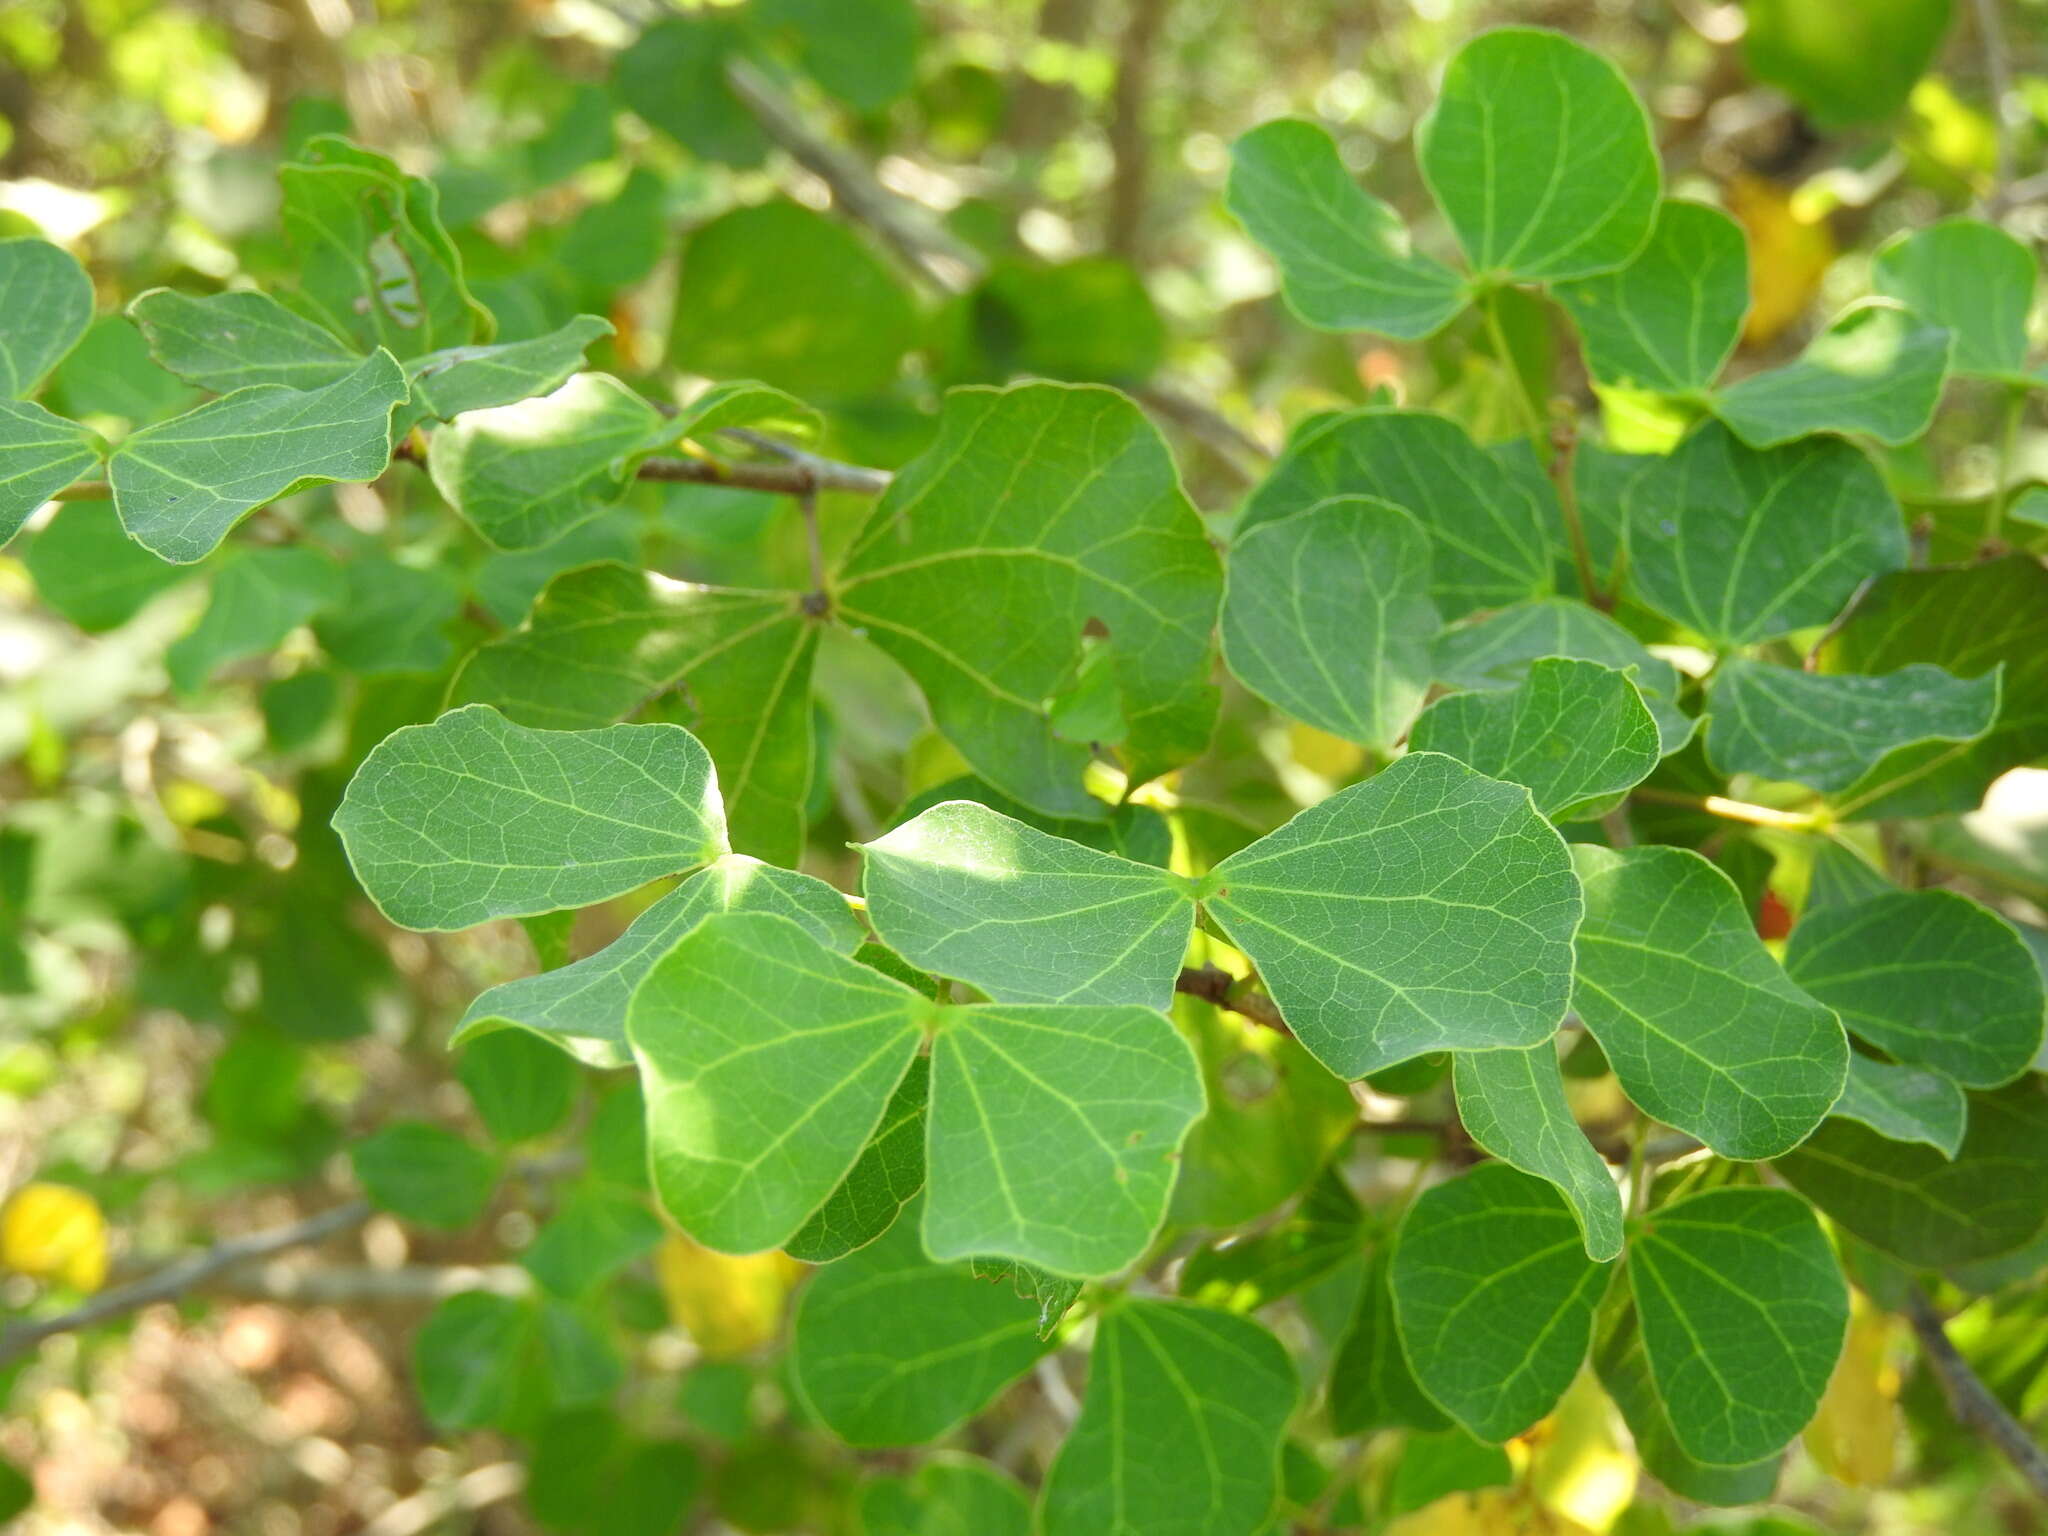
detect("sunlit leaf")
(1552, 200), (1748, 393)
(1452, 1043), (1623, 1259)
(1710, 302), (1950, 449)
(1873, 218), (2033, 380)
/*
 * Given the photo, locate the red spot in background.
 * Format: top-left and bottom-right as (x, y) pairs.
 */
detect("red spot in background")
(1756, 889), (1793, 940)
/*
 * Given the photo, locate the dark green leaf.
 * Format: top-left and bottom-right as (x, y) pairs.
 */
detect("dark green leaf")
(858, 1456), (1030, 1536)
(1711, 302), (1950, 449)
(1595, 1300), (1781, 1506)
(1832, 1056), (1967, 1158)
(0, 238), (94, 396)
(785, 1056), (929, 1264)
(166, 546), (346, 695)
(127, 288), (362, 393)
(1552, 200), (1748, 393)
(1452, 1043), (1623, 1260)
(1329, 1248), (1451, 1434)
(460, 1028), (579, 1143)
(352, 1120), (499, 1228)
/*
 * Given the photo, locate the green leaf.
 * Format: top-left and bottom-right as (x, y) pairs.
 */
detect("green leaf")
(860, 798), (1191, 1008)
(1219, 494), (1440, 750)
(1389, 1163), (1610, 1442)
(1704, 657), (2000, 802)
(399, 314), (614, 428)
(1775, 1081), (2048, 1266)
(427, 373), (661, 550)
(452, 563), (818, 865)
(312, 555), (461, 676)
(1710, 302), (1950, 449)
(1205, 751), (1582, 1078)
(612, 17), (769, 167)
(1239, 409), (1555, 618)
(460, 1028), (579, 1143)
(109, 350), (409, 563)
(1872, 218), (2034, 380)
(671, 379), (823, 445)
(1570, 845), (1847, 1159)
(414, 1292), (532, 1429)
(893, 774), (1172, 868)
(1432, 597), (1693, 754)
(923, 1001), (1202, 1276)
(165, 546), (346, 695)
(1410, 657), (1660, 819)
(1784, 889), (2043, 1087)
(1224, 119), (1466, 340)
(332, 704), (725, 931)
(785, 1056), (930, 1264)
(459, 855), (859, 1068)
(1626, 1186), (1848, 1467)
(1387, 1431), (1514, 1516)
(858, 1456), (1030, 1536)
(756, 0), (921, 113)
(790, 1208), (1052, 1446)
(1743, 0), (1954, 128)
(23, 500), (190, 632)
(1818, 556), (2048, 820)
(1039, 1299), (1295, 1536)
(0, 399), (102, 543)
(837, 383), (1221, 817)
(0, 238), (94, 396)
(629, 912), (926, 1254)
(970, 1257), (1084, 1339)
(1832, 1055), (1966, 1158)
(521, 1185), (666, 1298)
(127, 288), (362, 393)
(1329, 1248), (1451, 1434)
(669, 201), (916, 399)
(1179, 1164), (1366, 1309)
(1418, 28), (1659, 282)
(1621, 421), (1906, 648)
(351, 1120), (499, 1228)
(1452, 1044), (1623, 1260)
(946, 257), (1166, 386)
(1551, 200), (1749, 393)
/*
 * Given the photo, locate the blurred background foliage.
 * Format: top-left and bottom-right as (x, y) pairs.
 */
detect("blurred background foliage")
(3, 1), (2048, 1533)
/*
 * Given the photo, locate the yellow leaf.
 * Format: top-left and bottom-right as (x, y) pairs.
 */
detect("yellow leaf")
(1528, 1374), (1637, 1534)
(1726, 175), (1835, 346)
(1803, 1289), (1899, 1485)
(1288, 722), (1366, 780)
(655, 1233), (804, 1359)
(1388, 1488), (1598, 1536)
(1, 1182), (108, 1292)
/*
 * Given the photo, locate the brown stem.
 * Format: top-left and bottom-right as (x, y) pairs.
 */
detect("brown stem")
(1907, 1285), (2048, 1504)
(1106, 0), (1170, 261)
(1175, 964), (1288, 1034)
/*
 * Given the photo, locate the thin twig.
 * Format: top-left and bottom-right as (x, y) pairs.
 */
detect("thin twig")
(1175, 964), (1288, 1033)
(1972, 0), (2016, 212)
(1906, 1285), (2048, 1504)
(1105, 0), (1170, 260)
(391, 435), (891, 498)
(1131, 384), (1274, 481)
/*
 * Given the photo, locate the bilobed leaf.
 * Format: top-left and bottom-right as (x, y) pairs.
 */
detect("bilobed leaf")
(1595, 1300), (1782, 1506)
(1239, 409), (1554, 618)
(1627, 1187), (1848, 1467)
(110, 350), (409, 563)
(1711, 301), (1950, 448)
(332, 704), (725, 931)
(785, 1057), (930, 1264)
(1783, 889), (2044, 1088)
(166, 546), (346, 694)
(1832, 1055), (1966, 1158)
(427, 373), (662, 550)
(400, 314), (614, 427)
(923, 1002), (1203, 1276)
(1705, 658), (2000, 802)
(23, 500), (190, 631)
(1205, 751), (1583, 1078)
(1410, 657), (1659, 819)
(1622, 420), (1906, 648)
(1551, 200), (1749, 393)
(1039, 1299), (1295, 1536)
(351, 1120), (499, 1229)
(1570, 845), (1847, 1159)
(1418, 28), (1660, 282)
(1224, 119), (1466, 340)
(1329, 1248), (1451, 1433)
(858, 1455), (1031, 1536)
(837, 383), (1221, 818)
(1452, 1044), (1623, 1260)
(790, 1207), (1052, 1447)
(859, 799), (1191, 1009)
(453, 563), (818, 864)
(127, 288), (362, 393)
(1390, 1163), (1610, 1442)
(0, 400), (102, 544)
(1872, 217), (2033, 381)
(0, 238), (94, 396)
(1220, 495), (1440, 750)
(1775, 1081), (2048, 1267)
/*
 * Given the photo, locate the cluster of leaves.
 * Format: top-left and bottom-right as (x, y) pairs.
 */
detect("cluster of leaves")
(5, 4), (2048, 1533)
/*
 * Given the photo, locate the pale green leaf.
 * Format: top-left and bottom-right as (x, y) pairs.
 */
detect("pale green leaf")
(521, 1185), (666, 1300)
(970, 1257), (1084, 1339)
(1627, 1186), (1848, 1467)
(1039, 1299), (1295, 1536)
(671, 379), (822, 445)
(1551, 200), (1749, 393)
(351, 1120), (499, 1229)
(1225, 119), (1466, 340)
(332, 704), (725, 931)
(1571, 844), (1847, 1159)
(1418, 28), (1660, 282)
(461, 1029), (577, 1144)
(923, 1003), (1203, 1276)
(0, 238), (94, 397)
(0, 399), (101, 544)
(1595, 1300), (1781, 1506)
(837, 383), (1221, 817)
(400, 314), (614, 428)
(166, 545), (346, 694)
(859, 1456), (1030, 1536)
(785, 1056), (930, 1264)
(1711, 301), (1950, 448)
(1329, 1248), (1453, 1433)
(1205, 751), (1582, 1079)
(1390, 1163), (1610, 1441)
(1832, 1055), (1966, 1158)
(1239, 408), (1555, 618)
(110, 350), (409, 563)
(1783, 889), (2044, 1088)
(1622, 421), (1906, 648)
(1410, 657), (1660, 818)
(790, 1207), (1051, 1447)
(1452, 1044), (1623, 1259)
(127, 288), (362, 393)
(1705, 657), (2000, 801)
(1387, 1431), (1515, 1517)
(427, 372), (662, 550)
(1872, 218), (2033, 381)
(1220, 494), (1440, 750)
(456, 855), (861, 1068)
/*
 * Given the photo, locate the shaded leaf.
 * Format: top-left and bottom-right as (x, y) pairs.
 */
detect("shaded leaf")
(1873, 218), (2033, 381)
(166, 546), (346, 695)
(0, 399), (102, 544)
(1551, 200), (1749, 393)
(23, 500), (190, 631)
(1831, 1055), (1966, 1158)
(1329, 1248), (1452, 1434)
(351, 1121), (499, 1229)
(858, 1455), (1031, 1536)
(785, 1056), (930, 1264)
(0, 238), (94, 397)
(1452, 1044), (1623, 1260)
(127, 288), (362, 393)
(1595, 1300), (1781, 1506)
